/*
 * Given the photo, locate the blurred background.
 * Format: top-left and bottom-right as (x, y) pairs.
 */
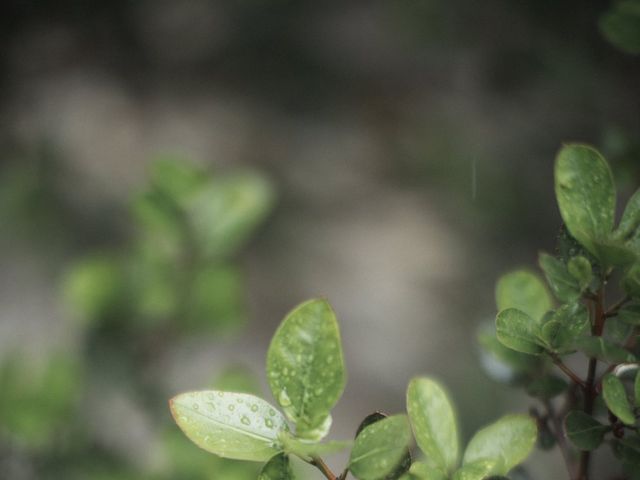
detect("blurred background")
(0, 1), (639, 479)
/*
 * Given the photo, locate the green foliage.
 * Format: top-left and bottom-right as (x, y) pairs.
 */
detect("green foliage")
(483, 143), (640, 479)
(266, 299), (346, 440)
(600, 0), (640, 54)
(172, 300), (537, 479)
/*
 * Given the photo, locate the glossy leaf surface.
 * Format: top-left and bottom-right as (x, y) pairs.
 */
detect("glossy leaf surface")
(259, 454), (294, 480)
(266, 299), (346, 439)
(349, 415), (412, 480)
(603, 374), (635, 425)
(406, 377), (459, 474)
(554, 144), (615, 255)
(495, 309), (544, 355)
(170, 391), (288, 461)
(462, 414), (537, 475)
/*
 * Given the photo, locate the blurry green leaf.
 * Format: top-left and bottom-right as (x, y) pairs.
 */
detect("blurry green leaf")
(213, 366), (262, 396)
(623, 264), (640, 299)
(63, 255), (126, 324)
(349, 415), (412, 480)
(603, 374), (636, 425)
(495, 309), (544, 355)
(554, 144), (615, 255)
(600, 0), (640, 54)
(259, 454), (294, 480)
(538, 253), (580, 303)
(618, 304), (640, 325)
(636, 370), (640, 407)
(564, 411), (609, 450)
(540, 303), (589, 353)
(567, 256), (593, 290)
(150, 158), (208, 203)
(184, 264), (244, 331)
(280, 432), (351, 461)
(525, 375), (567, 399)
(604, 317), (634, 343)
(408, 462), (446, 480)
(187, 173), (274, 258)
(0, 354), (81, 447)
(495, 270), (552, 321)
(574, 337), (637, 363)
(266, 299), (346, 440)
(592, 239), (637, 267)
(616, 189), (640, 240)
(477, 327), (542, 383)
(170, 391), (288, 461)
(406, 377), (459, 474)
(462, 415), (537, 475)
(452, 460), (498, 480)
(612, 436), (640, 468)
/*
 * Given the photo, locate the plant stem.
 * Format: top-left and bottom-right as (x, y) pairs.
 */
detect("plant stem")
(576, 288), (606, 480)
(551, 354), (587, 389)
(604, 295), (631, 318)
(543, 399), (574, 479)
(311, 456), (338, 480)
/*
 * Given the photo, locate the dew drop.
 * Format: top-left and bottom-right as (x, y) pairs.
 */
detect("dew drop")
(241, 416), (251, 426)
(278, 390), (292, 407)
(251, 404), (259, 412)
(228, 404), (235, 411)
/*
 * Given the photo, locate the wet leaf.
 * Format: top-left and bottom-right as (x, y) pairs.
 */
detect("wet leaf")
(495, 309), (544, 355)
(349, 415), (412, 480)
(462, 414), (537, 475)
(266, 299), (346, 439)
(406, 377), (459, 474)
(603, 374), (635, 425)
(554, 144), (615, 256)
(170, 391), (288, 461)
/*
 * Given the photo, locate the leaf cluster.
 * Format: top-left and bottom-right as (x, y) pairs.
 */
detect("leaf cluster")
(172, 299), (537, 480)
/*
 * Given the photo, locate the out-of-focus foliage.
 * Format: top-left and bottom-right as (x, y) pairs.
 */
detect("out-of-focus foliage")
(600, 0), (640, 54)
(0, 157), (273, 479)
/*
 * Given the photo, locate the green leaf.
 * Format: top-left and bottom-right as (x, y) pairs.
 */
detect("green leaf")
(462, 414), (537, 476)
(540, 303), (589, 353)
(259, 454), (294, 480)
(408, 462), (447, 480)
(538, 253), (581, 303)
(618, 304), (640, 325)
(150, 158), (208, 203)
(406, 377), (459, 474)
(603, 374), (636, 425)
(567, 256), (593, 290)
(636, 370), (640, 407)
(617, 189), (640, 240)
(495, 309), (544, 355)
(495, 270), (552, 321)
(280, 432), (351, 461)
(477, 326), (542, 383)
(525, 375), (567, 400)
(612, 436), (640, 468)
(554, 144), (615, 255)
(349, 415), (412, 480)
(564, 411), (609, 451)
(186, 173), (274, 258)
(574, 337), (637, 363)
(623, 264), (640, 299)
(170, 391), (288, 461)
(592, 239), (637, 268)
(600, 0), (640, 54)
(452, 460), (498, 480)
(266, 299), (346, 439)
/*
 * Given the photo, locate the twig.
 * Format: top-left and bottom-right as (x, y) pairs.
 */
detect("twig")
(311, 457), (337, 480)
(605, 295), (631, 318)
(543, 399), (576, 479)
(550, 354), (587, 389)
